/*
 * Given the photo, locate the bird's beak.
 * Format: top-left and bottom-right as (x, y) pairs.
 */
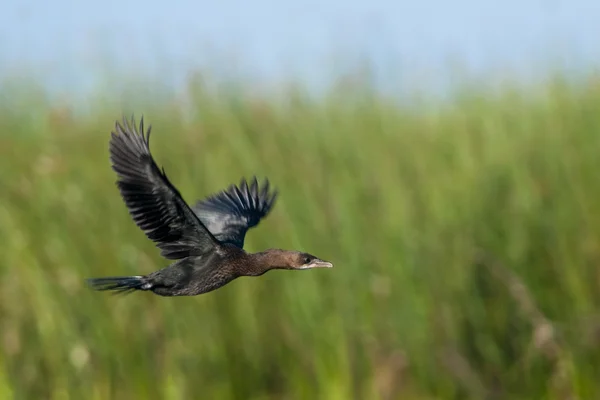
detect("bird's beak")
(306, 259), (333, 269)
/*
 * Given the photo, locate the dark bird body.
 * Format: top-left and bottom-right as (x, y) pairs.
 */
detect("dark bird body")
(87, 117), (332, 297)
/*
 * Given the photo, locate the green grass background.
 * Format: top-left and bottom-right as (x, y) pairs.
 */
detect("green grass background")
(1, 71), (600, 399)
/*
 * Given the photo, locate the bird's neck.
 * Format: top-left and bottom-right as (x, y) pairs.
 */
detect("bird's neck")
(245, 250), (288, 276)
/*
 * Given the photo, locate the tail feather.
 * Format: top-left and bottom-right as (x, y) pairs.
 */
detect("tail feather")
(86, 275), (149, 295)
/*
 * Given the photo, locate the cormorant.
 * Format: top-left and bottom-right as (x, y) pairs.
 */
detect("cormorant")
(87, 117), (333, 297)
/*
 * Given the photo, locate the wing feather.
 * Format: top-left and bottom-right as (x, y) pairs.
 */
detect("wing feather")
(109, 116), (221, 260)
(192, 176), (278, 248)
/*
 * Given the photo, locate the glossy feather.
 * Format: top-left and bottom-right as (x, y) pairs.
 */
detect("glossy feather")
(109, 117), (221, 260)
(193, 177), (278, 248)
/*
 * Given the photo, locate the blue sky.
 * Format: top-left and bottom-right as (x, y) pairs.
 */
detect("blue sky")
(1, 0), (599, 97)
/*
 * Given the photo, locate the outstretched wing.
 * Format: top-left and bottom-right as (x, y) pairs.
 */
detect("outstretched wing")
(109, 116), (221, 260)
(192, 177), (278, 248)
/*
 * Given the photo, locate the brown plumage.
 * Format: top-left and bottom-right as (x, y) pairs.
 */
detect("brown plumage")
(86, 117), (333, 297)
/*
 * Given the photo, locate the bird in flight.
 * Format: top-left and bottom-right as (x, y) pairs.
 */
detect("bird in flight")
(87, 117), (333, 297)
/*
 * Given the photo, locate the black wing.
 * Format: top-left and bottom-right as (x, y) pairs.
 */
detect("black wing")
(192, 177), (278, 248)
(109, 116), (221, 260)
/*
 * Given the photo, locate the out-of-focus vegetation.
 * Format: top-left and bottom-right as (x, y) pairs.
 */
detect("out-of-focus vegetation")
(1, 72), (600, 400)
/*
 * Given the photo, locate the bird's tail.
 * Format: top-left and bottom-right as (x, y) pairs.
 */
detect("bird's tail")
(86, 275), (148, 295)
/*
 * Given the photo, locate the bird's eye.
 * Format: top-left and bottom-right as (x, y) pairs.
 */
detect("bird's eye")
(304, 257), (311, 264)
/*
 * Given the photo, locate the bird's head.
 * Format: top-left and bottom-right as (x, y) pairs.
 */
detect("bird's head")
(287, 251), (334, 270)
